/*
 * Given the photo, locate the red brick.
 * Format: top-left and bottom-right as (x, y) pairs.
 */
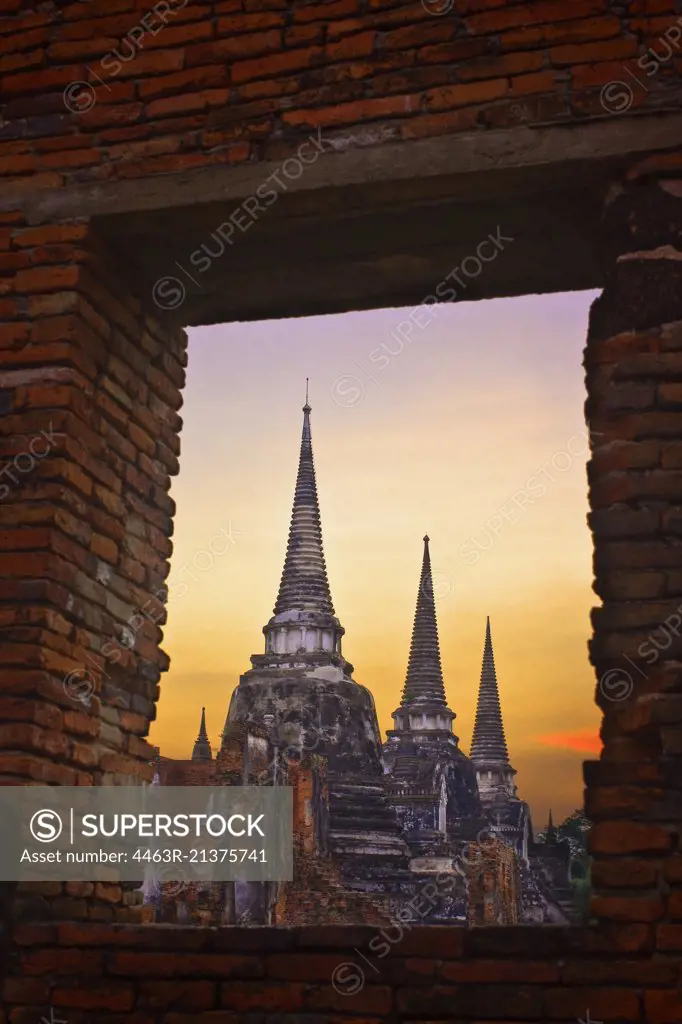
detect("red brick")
(301, 93), (419, 127)
(220, 981), (306, 1010)
(550, 37), (639, 65)
(143, 21), (214, 49)
(293, 0), (357, 21)
(233, 46), (324, 83)
(657, 924), (682, 951)
(2, 976), (50, 1003)
(382, 22), (454, 50)
(591, 858), (660, 888)
(664, 855), (682, 883)
(510, 70), (559, 96)
(591, 895), (665, 922)
(423, 78), (509, 111)
(543, 986), (641, 1021)
(1, 65), (87, 95)
(400, 106), (481, 139)
(136, 980), (217, 1010)
(22, 948), (103, 974)
(442, 959), (559, 982)
(500, 15), (623, 49)
(456, 50), (544, 80)
(13, 224), (89, 247)
(145, 94), (209, 119)
(644, 990), (682, 1024)
(0, 48), (45, 74)
(114, 50), (186, 78)
(590, 821), (674, 854)
(52, 984), (134, 1010)
(467, 0), (607, 33)
(138, 65), (228, 101)
(216, 12), (284, 33)
(286, 24), (325, 46)
(327, 30), (376, 61)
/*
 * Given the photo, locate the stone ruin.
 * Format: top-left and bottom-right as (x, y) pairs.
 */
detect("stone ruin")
(153, 398), (572, 927)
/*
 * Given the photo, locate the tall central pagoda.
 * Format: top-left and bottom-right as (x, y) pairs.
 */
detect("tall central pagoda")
(224, 389), (411, 888)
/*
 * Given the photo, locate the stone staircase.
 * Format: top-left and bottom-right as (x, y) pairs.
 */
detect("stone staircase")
(327, 773), (415, 893)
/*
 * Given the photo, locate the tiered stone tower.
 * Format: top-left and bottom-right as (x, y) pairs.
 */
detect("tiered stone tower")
(191, 707), (212, 762)
(468, 619), (571, 921)
(469, 618), (530, 868)
(224, 392), (411, 891)
(470, 617), (518, 806)
(383, 537), (482, 856)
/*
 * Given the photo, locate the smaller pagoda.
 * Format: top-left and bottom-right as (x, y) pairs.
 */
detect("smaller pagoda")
(192, 707), (212, 762)
(383, 536), (483, 854)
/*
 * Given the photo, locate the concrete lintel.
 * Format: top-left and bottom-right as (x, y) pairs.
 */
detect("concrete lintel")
(5, 111), (682, 225)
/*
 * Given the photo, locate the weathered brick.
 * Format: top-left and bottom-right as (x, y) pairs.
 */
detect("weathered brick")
(233, 45), (324, 83)
(645, 989), (682, 1024)
(590, 821), (674, 855)
(591, 858), (660, 888)
(220, 981), (307, 1010)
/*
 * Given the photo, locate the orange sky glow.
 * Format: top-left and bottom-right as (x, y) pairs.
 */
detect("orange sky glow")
(150, 291), (603, 830)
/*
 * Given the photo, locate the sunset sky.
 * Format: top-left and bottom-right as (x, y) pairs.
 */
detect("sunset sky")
(149, 290), (602, 829)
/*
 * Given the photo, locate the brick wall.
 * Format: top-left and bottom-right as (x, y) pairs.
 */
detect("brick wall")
(1, 1), (682, 1019)
(583, 161), (682, 965)
(0, 216), (186, 924)
(2, 920), (679, 1021)
(1, 0), (682, 188)
(1, 152), (681, 1022)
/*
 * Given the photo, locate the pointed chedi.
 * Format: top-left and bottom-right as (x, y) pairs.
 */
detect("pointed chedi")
(383, 534), (483, 845)
(191, 706), (212, 762)
(272, 386), (336, 620)
(546, 809), (557, 844)
(470, 617), (517, 804)
(400, 536), (448, 707)
(224, 386), (413, 886)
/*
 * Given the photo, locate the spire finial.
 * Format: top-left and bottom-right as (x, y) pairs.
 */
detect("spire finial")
(304, 377), (310, 412)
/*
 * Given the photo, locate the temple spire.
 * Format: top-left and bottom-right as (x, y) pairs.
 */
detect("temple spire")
(470, 617), (511, 764)
(546, 809), (557, 844)
(192, 706), (212, 761)
(400, 536), (447, 706)
(273, 391), (335, 616)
